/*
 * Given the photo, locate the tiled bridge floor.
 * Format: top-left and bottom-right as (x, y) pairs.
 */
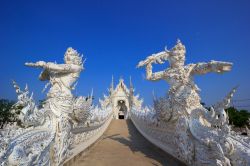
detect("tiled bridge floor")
(65, 120), (185, 166)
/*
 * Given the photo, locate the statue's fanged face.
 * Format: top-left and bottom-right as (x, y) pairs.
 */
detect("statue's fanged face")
(169, 40), (186, 67)
(169, 51), (185, 67)
(64, 54), (75, 64)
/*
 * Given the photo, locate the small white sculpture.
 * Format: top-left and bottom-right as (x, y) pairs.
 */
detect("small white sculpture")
(12, 81), (44, 127)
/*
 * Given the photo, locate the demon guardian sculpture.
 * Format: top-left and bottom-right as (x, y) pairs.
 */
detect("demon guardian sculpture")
(25, 48), (83, 117)
(0, 48), (112, 166)
(137, 39), (232, 117)
(132, 39), (250, 166)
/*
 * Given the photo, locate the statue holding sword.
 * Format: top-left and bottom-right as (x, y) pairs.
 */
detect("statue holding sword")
(137, 39), (232, 117)
(25, 47), (84, 164)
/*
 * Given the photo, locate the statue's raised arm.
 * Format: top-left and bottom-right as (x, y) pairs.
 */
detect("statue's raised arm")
(137, 48), (171, 81)
(136, 49), (170, 68)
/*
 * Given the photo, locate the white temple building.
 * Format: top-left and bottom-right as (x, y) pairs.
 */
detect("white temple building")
(99, 77), (143, 119)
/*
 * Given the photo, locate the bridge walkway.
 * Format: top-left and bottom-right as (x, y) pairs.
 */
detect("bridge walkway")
(65, 120), (184, 166)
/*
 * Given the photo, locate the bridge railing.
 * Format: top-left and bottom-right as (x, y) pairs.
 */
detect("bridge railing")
(64, 107), (113, 164)
(0, 101), (113, 166)
(130, 106), (250, 166)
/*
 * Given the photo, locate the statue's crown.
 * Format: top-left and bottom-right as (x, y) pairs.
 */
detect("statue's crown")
(171, 39), (186, 51)
(65, 47), (83, 65)
(66, 47), (79, 56)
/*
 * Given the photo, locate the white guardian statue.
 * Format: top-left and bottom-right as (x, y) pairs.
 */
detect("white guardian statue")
(133, 39), (250, 166)
(137, 39), (232, 118)
(25, 47), (83, 117)
(0, 48), (112, 166)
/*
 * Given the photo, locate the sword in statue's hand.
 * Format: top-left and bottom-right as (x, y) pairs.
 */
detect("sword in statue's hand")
(25, 61), (47, 68)
(136, 48), (170, 68)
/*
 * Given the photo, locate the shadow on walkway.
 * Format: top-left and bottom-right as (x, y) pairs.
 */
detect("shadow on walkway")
(106, 120), (185, 166)
(65, 120), (185, 166)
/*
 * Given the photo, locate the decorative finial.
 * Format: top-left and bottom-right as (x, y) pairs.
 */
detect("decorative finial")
(130, 76), (133, 89)
(171, 38), (185, 52)
(214, 86), (238, 110)
(119, 76), (124, 82)
(12, 80), (21, 94)
(177, 38), (181, 44)
(110, 75), (114, 91)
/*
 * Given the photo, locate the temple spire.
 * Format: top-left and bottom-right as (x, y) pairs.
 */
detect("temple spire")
(130, 76), (133, 89)
(109, 75), (114, 94)
(129, 76), (134, 95)
(111, 75), (114, 89)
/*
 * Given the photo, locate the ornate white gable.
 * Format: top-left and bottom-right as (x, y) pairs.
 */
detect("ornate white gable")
(99, 77), (143, 119)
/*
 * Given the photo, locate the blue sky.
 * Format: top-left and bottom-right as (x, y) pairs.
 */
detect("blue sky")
(0, 0), (250, 109)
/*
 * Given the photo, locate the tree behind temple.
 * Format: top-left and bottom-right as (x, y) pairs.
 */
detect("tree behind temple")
(0, 99), (16, 129)
(226, 107), (250, 128)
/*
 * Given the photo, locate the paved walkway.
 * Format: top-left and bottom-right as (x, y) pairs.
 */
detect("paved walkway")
(65, 120), (184, 166)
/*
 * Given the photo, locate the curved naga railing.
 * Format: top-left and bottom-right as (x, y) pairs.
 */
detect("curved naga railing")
(0, 48), (112, 166)
(132, 40), (250, 166)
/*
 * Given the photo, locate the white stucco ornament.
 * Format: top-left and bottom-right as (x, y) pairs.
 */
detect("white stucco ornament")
(0, 48), (112, 166)
(132, 39), (250, 166)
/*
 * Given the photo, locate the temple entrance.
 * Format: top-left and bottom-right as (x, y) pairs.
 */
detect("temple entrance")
(117, 100), (127, 119)
(119, 114), (124, 119)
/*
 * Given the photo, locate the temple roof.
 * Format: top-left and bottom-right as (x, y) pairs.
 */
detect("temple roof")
(113, 78), (130, 97)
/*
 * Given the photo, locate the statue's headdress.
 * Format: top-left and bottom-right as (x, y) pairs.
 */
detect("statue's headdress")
(64, 47), (84, 65)
(171, 39), (186, 53)
(168, 39), (186, 62)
